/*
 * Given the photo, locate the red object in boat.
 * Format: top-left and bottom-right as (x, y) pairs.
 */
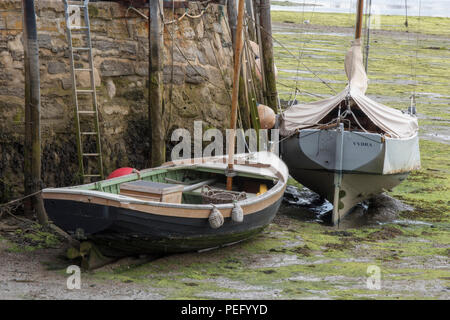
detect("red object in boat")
(107, 167), (135, 179)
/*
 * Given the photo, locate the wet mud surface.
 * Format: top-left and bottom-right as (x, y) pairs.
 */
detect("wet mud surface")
(0, 180), (448, 300)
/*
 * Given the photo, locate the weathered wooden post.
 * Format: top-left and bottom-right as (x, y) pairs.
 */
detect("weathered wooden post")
(149, 0), (165, 166)
(227, 0), (238, 49)
(245, 0), (256, 41)
(22, 0), (47, 224)
(258, 0), (278, 112)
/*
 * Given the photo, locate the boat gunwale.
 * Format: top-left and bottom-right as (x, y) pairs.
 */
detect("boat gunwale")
(42, 152), (288, 214)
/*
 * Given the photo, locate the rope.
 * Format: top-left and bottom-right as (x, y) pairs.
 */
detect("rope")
(126, 6), (149, 20)
(0, 190), (42, 209)
(164, 3), (211, 25)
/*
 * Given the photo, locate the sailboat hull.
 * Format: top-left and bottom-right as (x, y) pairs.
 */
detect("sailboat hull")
(280, 128), (420, 223)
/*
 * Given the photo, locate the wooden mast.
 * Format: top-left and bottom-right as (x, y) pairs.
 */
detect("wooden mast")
(226, 0), (246, 191)
(355, 0), (364, 40)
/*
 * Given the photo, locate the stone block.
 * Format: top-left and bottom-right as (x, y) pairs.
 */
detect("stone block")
(38, 33), (53, 50)
(163, 65), (185, 85)
(47, 61), (66, 74)
(100, 59), (134, 76)
(135, 62), (149, 77)
(185, 65), (208, 84)
(6, 14), (22, 30)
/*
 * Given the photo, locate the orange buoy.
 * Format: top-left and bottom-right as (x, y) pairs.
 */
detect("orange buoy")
(257, 103), (276, 129)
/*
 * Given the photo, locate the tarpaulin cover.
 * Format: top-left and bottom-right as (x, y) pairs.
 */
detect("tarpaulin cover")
(280, 39), (419, 139)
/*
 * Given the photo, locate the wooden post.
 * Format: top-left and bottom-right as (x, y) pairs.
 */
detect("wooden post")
(149, 0), (165, 167)
(227, 0), (238, 50)
(355, 0), (364, 40)
(245, 0), (256, 41)
(226, 0), (246, 191)
(253, 0), (267, 105)
(22, 0), (47, 224)
(259, 0), (278, 112)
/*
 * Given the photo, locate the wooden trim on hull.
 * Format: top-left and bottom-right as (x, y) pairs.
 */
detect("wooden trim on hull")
(43, 184), (286, 219)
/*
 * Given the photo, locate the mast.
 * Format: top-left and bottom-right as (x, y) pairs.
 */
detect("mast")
(226, 0), (246, 191)
(355, 0), (364, 40)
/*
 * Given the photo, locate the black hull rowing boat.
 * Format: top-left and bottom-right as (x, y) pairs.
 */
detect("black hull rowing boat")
(43, 152), (288, 256)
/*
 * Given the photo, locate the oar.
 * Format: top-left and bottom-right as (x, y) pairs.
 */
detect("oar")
(182, 179), (217, 192)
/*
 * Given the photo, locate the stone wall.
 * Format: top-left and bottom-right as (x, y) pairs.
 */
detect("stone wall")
(0, 0), (234, 201)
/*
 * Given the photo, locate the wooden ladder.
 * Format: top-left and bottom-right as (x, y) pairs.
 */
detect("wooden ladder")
(64, 0), (104, 182)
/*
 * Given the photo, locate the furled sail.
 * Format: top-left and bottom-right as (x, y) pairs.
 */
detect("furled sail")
(280, 40), (418, 139)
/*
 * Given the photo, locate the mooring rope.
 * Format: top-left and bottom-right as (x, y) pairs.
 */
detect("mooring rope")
(0, 190), (42, 209)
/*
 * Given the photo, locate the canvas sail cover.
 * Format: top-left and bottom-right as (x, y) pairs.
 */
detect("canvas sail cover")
(280, 40), (419, 139)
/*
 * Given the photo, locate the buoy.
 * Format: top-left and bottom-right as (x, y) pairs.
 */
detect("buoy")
(208, 206), (224, 229)
(231, 201), (244, 223)
(107, 167), (135, 179)
(257, 103), (276, 129)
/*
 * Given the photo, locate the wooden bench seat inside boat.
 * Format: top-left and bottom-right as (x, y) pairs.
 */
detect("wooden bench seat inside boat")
(119, 180), (184, 203)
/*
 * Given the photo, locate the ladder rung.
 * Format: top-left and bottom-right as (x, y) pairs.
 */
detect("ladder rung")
(81, 132), (97, 135)
(83, 153), (100, 157)
(69, 26), (88, 30)
(76, 89), (94, 93)
(72, 47), (90, 51)
(74, 68), (92, 71)
(83, 174), (102, 178)
(78, 110), (96, 114)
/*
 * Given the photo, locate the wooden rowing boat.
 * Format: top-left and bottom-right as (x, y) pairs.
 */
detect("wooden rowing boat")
(42, 152), (288, 256)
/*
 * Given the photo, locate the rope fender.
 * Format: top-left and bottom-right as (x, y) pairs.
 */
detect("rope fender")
(208, 205), (224, 229)
(231, 200), (244, 223)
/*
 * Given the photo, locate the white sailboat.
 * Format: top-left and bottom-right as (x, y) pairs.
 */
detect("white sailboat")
(278, 0), (420, 225)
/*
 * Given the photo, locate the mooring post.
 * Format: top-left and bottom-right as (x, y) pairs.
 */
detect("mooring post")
(245, 0), (256, 41)
(22, 0), (48, 224)
(149, 0), (165, 167)
(227, 0), (238, 50)
(258, 0), (278, 112)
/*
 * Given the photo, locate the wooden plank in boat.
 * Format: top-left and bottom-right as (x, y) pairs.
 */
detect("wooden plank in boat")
(120, 181), (183, 204)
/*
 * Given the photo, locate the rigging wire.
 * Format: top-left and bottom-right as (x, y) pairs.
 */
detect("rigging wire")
(407, 0), (421, 114)
(363, 0), (372, 73)
(245, 13), (338, 95)
(289, 0), (319, 106)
